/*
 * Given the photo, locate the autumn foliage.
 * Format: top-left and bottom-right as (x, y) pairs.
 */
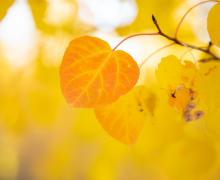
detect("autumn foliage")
(2, 0), (220, 179)
(60, 1), (220, 145)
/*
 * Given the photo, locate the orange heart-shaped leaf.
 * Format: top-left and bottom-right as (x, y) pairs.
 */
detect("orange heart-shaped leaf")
(60, 36), (139, 108)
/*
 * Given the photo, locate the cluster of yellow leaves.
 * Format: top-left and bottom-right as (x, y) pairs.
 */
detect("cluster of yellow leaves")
(1, 0), (220, 179)
(146, 55), (220, 179)
(155, 55), (199, 117)
(59, 1), (220, 147)
(155, 53), (220, 142)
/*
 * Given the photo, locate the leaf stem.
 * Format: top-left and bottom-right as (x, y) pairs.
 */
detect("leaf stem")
(174, 0), (218, 38)
(140, 42), (175, 68)
(112, 32), (159, 51)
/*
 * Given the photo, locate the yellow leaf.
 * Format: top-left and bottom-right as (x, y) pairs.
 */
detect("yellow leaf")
(156, 55), (197, 89)
(156, 55), (183, 88)
(195, 62), (220, 140)
(207, 3), (220, 47)
(156, 55), (201, 121)
(95, 86), (156, 145)
(168, 85), (193, 112)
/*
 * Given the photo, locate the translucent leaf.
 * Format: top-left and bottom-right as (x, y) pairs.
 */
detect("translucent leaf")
(60, 36), (139, 108)
(156, 55), (197, 89)
(156, 55), (200, 121)
(156, 55), (183, 88)
(95, 86), (156, 145)
(207, 3), (220, 47)
(168, 85), (193, 112)
(140, 85), (185, 147)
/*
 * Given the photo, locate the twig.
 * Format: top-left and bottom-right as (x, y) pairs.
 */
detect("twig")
(152, 15), (220, 60)
(112, 6), (220, 67)
(199, 57), (217, 63)
(206, 41), (213, 51)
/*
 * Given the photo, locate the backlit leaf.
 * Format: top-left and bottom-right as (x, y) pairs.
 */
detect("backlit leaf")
(95, 86), (156, 145)
(155, 55), (197, 89)
(60, 36), (140, 108)
(156, 55), (183, 88)
(155, 55), (201, 121)
(207, 3), (220, 47)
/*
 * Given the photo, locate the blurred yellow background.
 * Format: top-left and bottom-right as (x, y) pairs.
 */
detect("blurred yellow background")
(0, 0), (220, 179)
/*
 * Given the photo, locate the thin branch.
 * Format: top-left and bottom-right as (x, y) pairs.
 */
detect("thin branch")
(152, 15), (220, 60)
(112, 32), (159, 51)
(112, 12), (220, 64)
(199, 57), (217, 63)
(152, 15), (162, 33)
(174, 0), (218, 38)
